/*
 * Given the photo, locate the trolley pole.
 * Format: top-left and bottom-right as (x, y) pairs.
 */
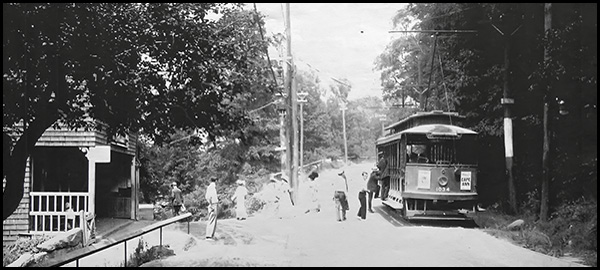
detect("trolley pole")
(389, 29), (476, 111)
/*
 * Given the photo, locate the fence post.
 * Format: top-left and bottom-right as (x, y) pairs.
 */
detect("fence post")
(80, 211), (87, 247)
(124, 241), (127, 266)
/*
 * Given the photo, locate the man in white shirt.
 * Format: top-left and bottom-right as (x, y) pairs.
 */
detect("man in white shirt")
(205, 177), (219, 240)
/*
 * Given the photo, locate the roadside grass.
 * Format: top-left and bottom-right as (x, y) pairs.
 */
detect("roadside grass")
(474, 200), (597, 267)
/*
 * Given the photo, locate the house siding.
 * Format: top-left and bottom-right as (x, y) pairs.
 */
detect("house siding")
(35, 122), (137, 156)
(2, 157), (31, 245)
(4, 120), (138, 246)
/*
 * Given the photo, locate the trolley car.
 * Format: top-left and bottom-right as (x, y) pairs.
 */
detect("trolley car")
(376, 110), (479, 220)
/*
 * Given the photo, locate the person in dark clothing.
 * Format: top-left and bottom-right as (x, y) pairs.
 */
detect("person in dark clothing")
(171, 182), (184, 216)
(366, 168), (379, 213)
(357, 190), (367, 220)
(357, 171), (369, 220)
(377, 154), (390, 200)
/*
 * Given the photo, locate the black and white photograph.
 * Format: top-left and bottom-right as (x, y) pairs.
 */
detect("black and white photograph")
(3, 3), (596, 267)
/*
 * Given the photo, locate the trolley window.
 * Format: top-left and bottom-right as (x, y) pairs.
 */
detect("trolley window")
(406, 134), (477, 165)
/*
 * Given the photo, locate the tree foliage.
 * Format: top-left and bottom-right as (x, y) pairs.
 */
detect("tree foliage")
(3, 3), (275, 220)
(376, 3), (597, 212)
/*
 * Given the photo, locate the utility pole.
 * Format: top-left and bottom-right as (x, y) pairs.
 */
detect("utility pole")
(492, 20), (522, 215)
(298, 92), (308, 171)
(275, 93), (287, 174)
(340, 101), (348, 165)
(540, 3), (552, 222)
(274, 31), (287, 178)
(284, 3), (299, 205)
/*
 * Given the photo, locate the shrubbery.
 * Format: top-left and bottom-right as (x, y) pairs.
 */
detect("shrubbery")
(179, 175), (270, 221)
(123, 237), (175, 267)
(536, 199), (597, 266)
(477, 198), (597, 267)
(246, 195), (266, 215)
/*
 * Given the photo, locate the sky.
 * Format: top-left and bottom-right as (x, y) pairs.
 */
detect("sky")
(251, 3), (408, 101)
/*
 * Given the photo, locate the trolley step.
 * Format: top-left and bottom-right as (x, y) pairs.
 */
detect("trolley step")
(382, 199), (404, 210)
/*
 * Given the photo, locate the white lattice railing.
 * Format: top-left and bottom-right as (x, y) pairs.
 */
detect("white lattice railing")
(29, 192), (90, 233)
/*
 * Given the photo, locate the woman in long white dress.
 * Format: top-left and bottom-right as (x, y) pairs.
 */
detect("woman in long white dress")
(232, 180), (248, 220)
(304, 171), (320, 214)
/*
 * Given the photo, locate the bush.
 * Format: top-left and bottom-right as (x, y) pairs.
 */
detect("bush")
(478, 198), (597, 266)
(519, 227), (552, 254)
(3, 234), (53, 266)
(537, 199), (597, 266)
(182, 188), (209, 221)
(153, 202), (170, 221)
(123, 237), (175, 267)
(246, 195), (266, 215)
(179, 172), (274, 221)
(520, 189), (541, 217)
(182, 183), (237, 221)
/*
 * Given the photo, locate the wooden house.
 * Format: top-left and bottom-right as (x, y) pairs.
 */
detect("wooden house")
(2, 121), (140, 245)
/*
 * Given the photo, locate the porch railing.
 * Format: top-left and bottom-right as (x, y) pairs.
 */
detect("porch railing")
(29, 192), (90, 233)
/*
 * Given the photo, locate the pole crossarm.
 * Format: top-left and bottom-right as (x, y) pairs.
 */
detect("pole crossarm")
(297, 91), (308, 103)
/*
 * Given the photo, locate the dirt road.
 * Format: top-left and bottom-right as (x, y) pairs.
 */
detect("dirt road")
(141, 162), (586, 267)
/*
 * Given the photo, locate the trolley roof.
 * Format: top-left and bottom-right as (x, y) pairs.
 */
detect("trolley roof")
(376, 124), (477, 145)
(384, 110), (465, 132)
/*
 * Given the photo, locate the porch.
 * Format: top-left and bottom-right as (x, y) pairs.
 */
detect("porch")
(27, 146), (138, 235)
(3, 122), (139, 245)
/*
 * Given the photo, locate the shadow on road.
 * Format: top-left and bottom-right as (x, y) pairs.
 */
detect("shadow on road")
(408, 219), (479, 229)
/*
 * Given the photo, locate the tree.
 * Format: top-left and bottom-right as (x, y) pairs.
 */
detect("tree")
(375, 8), (429, 109)
(531, 3), (597, 217)
(379, 3), (596, 211)
(3, 3), (275, 220)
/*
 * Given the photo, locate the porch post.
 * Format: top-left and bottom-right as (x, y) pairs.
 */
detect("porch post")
(87, 158), (96, 217)
(83, 146), (110, 217)
(130, 157), (136, 220)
